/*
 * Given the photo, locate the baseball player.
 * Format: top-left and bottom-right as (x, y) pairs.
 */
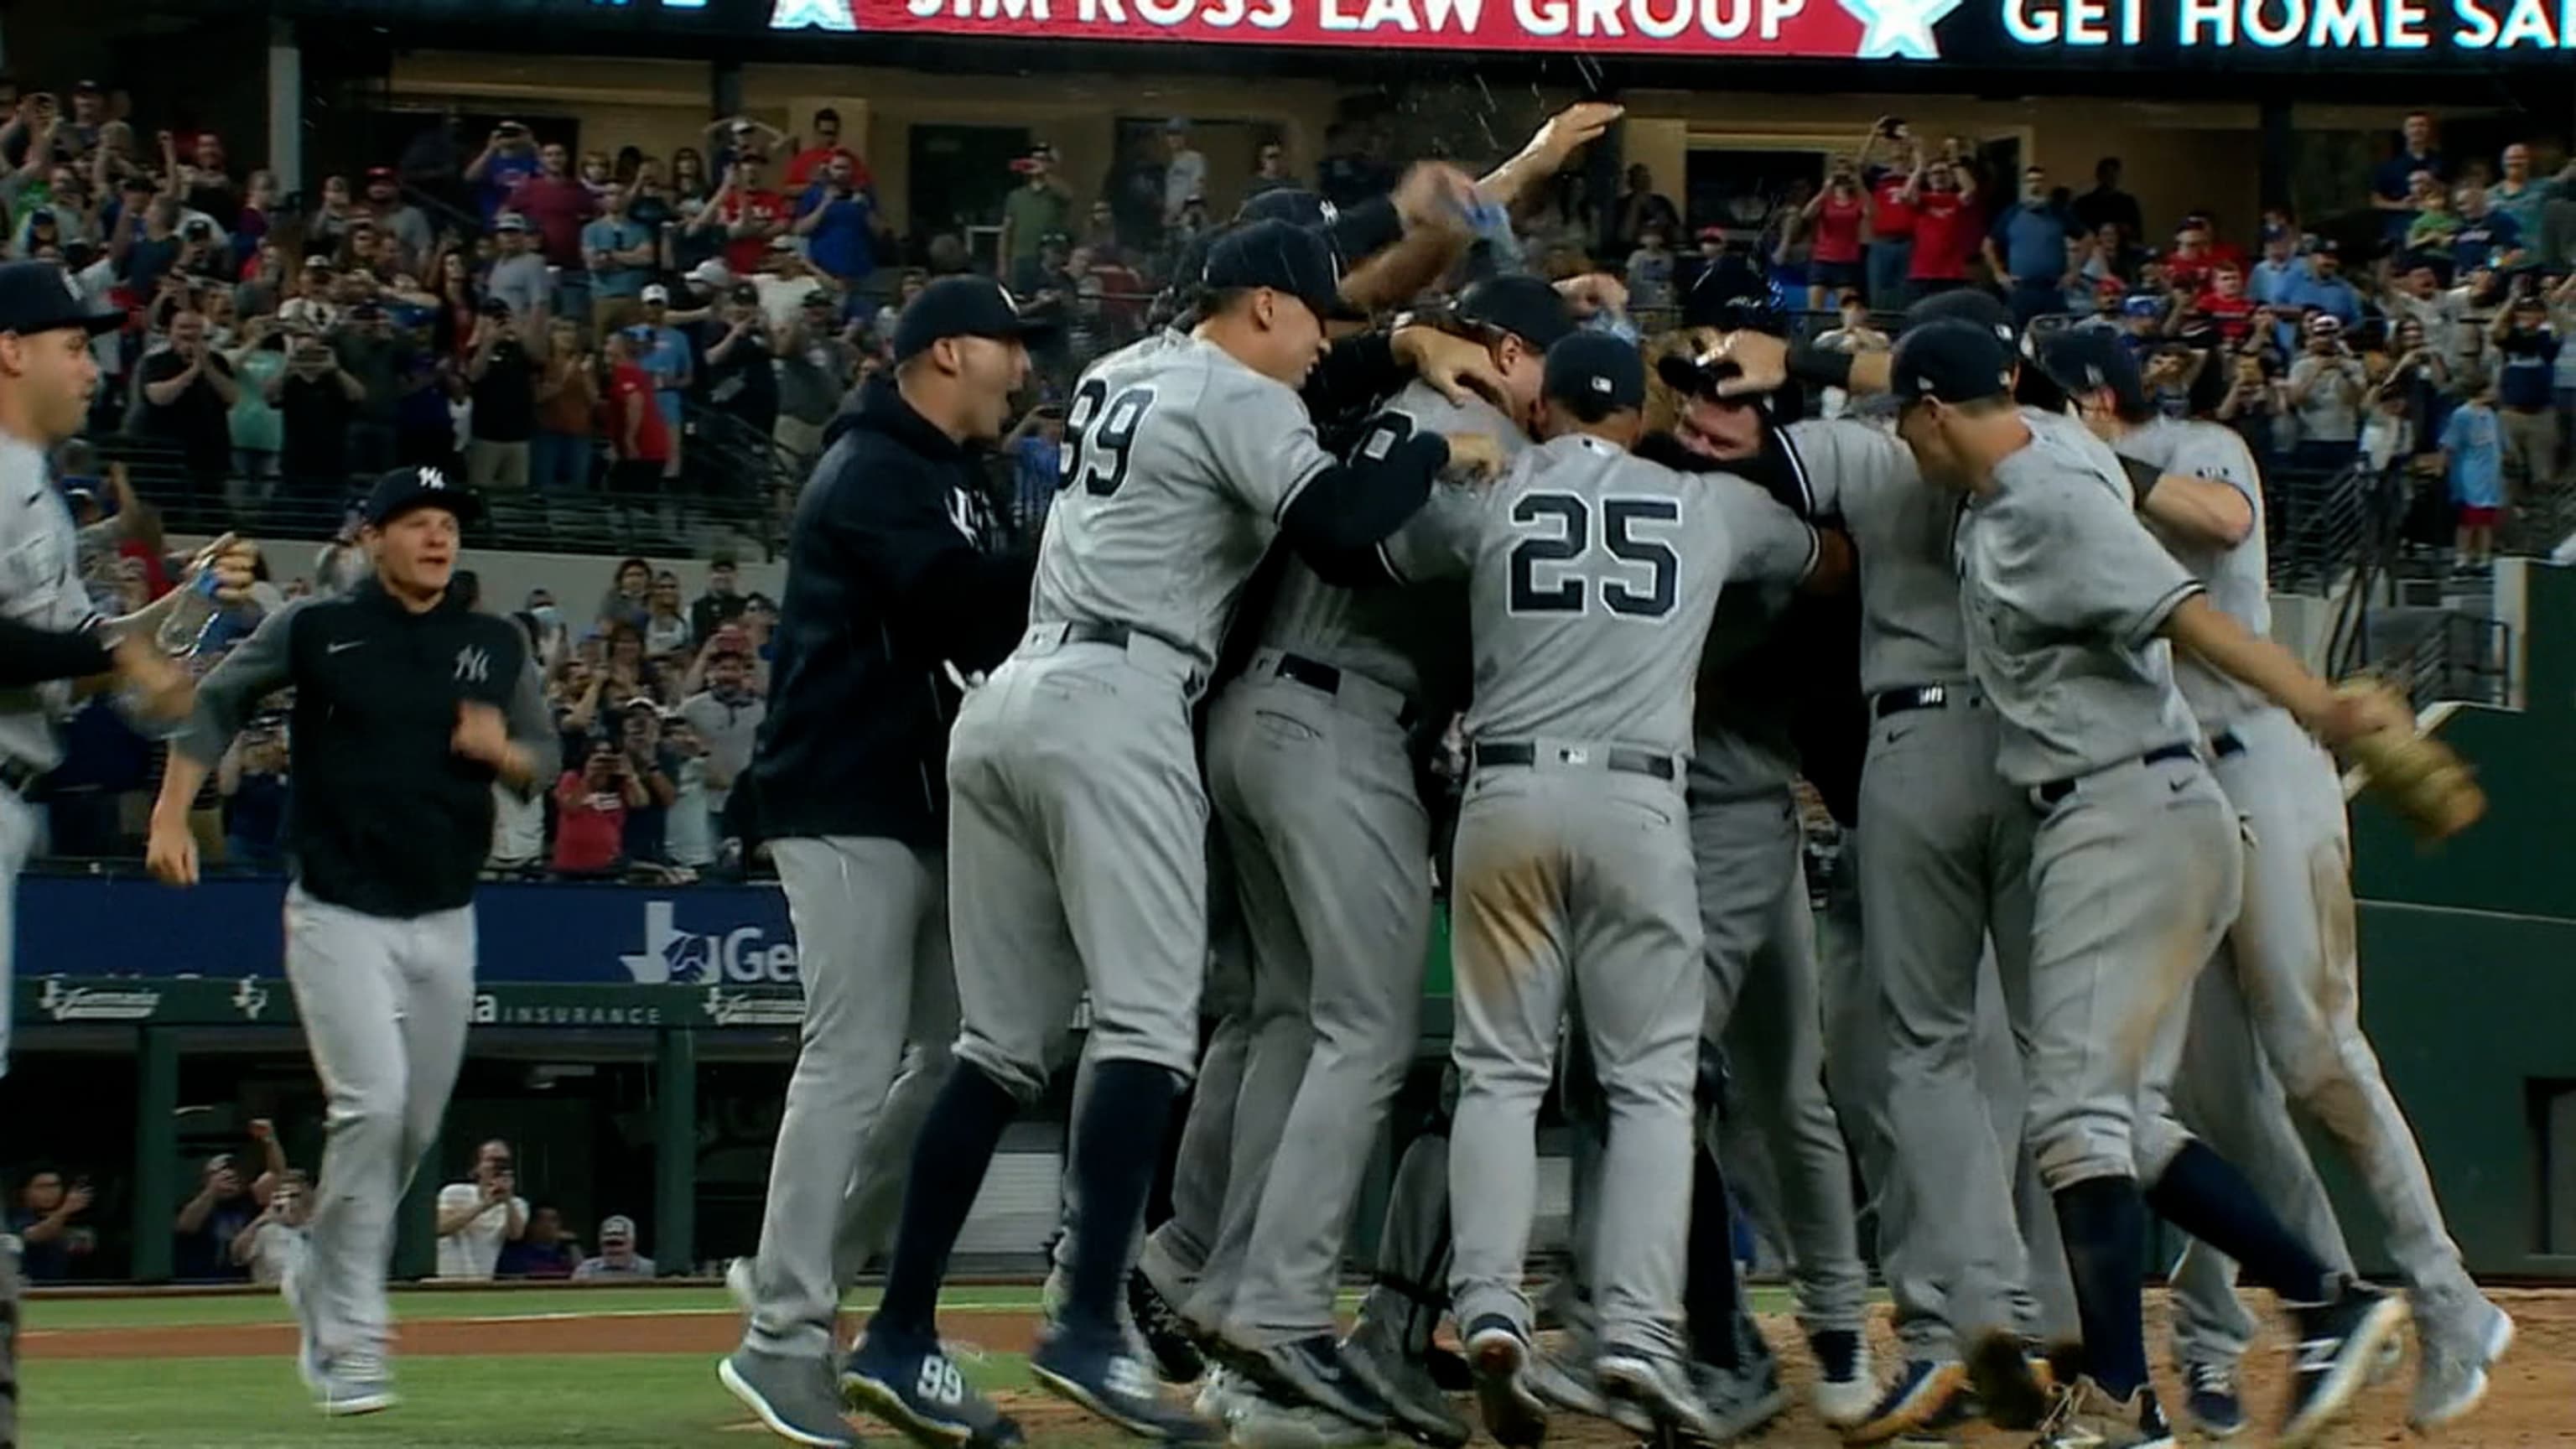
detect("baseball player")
(147, 465), (556, 1416)
(842, 220), (1483, 1447)
(1186, 274), (1569, 1448)
(719, 276), (1050, 1449)
(1391, 332), (1845, 1448)
(0, 257), (220, 1449)
(1056, 183), (1514, 1386)
(1644, 325), (2064, 1440)
(2044, 331), (2513, 1437)
(1893, 319), (2407, 1449)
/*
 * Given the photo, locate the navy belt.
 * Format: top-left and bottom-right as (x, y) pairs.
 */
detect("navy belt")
(1062, 621), (1135, 649)
(0, 757), (44, 798)
(1872, 685), (1957, 721)
(2034, 741), (2197, 807)
(1472, 740), (1677, 782)
(2211, 730), (2246, 758)
(1271, 652), (1420, 729)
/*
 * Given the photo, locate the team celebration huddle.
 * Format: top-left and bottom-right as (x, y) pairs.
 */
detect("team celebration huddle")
(3, 95), (2499, 1449)
(699, 101), (2504, 1449)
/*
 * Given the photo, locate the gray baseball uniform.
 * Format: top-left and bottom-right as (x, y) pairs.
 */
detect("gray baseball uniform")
(1398, 431), (1819, 1359)
(1197, 380), (1511, 1348)
(1952, 428), (2239, 1253)
(1787, 415), (2070, 1363)
(2117, 418), (2491, 1366)
(946, 330), (1344, 1104)
(0, 433), (96, 1077)
(742, 839), (958, 1359)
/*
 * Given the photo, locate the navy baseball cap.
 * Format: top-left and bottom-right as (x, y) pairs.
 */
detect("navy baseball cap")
(2033, 329), (2149, 413)
(1890, 320), (2016, 407)
(1544, 331), (1646, 413)
(1456, 274), (1574, 351)
(0, 260), (120, 336)
(1234, 187), (1336, 231)
(1901, 288), (2015, 346)
(362, 465), (484, 528)
(1202, 219), (1362, 322)
(892, 276), (1053, 363)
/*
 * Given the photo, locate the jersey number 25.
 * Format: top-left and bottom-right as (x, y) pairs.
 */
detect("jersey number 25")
(1508, 492), (1680, 620)
(1062, 378), (1160, 498)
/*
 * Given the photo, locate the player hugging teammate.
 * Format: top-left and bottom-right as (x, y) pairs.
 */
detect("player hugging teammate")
(718, 127), (2507, 1449)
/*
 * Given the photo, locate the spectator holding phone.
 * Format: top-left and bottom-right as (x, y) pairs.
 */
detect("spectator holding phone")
(434, 1140), (527, 1280)
(554, 739), (641, 876)
(9, 1170), (98, 1283)
(2288, 314), (2369, 470)
(174, 1154), (258, 1282)
(465, 121), (542, 223)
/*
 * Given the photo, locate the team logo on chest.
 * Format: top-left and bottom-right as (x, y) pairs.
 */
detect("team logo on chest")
(454, 645), (491, 683)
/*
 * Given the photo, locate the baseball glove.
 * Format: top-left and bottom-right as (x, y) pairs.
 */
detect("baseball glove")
(2334, 679), (2485, 841)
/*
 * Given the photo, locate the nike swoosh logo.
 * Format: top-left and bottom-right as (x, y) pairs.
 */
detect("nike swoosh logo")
(2169, 777), (2189, 793)
(328, 641), (365, 654)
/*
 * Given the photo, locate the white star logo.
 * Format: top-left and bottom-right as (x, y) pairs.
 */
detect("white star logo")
(1838, 0), (1958, 60)
(769, 0), (857, 29)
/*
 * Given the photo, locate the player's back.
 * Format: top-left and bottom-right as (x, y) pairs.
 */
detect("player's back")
(2115, 414), (2272, 728)
(1030, 330), (1328, 674)
(1256, 379), (1521, 699)
(1424, 433), (1816, 757)
(1955, 424), (2200, 787)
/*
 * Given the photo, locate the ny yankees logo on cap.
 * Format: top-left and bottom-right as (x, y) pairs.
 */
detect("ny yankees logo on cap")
(419, 467), (449, 491)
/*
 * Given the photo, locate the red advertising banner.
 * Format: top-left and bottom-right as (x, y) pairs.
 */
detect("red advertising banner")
(834, 0), (1887, 56)
(757, 0), (2576, 61)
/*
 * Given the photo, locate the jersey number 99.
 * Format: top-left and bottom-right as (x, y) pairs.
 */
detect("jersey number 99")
(1062, 379), (1161, 498)
(1507, 493), (1680, 620)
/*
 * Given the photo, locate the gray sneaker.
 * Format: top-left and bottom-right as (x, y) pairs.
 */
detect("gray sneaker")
(1339, 1312), (1471, 1447)
(314, 1349), (399, 1418)
(1593, 1349), (1716, 1444)
(1226, 1388), (1386, 1449)
(2409, 1299), (2515, 1434)
(724, 1346), (863, 1448)
(1688, 1357), (1792, 1442)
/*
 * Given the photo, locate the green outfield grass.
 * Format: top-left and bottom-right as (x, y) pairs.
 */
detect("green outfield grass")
(22, 1285), (1809, 1446)
(24, 1351), (1032, 1449)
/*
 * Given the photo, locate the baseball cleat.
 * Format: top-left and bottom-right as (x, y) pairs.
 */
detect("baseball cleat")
(2407, 1298), (2514, 1434)
(1031, 1322), (1217, 1443)
(1131, 1269), (1209, 1385)
(2028, 1376), (2174, 1449)
(1224, 1388), (1387, 1449)
(313, 1349), (399, 1418)
(1965, 1329), (2052, 1431)
(1462, 1317), (1547, 1449)
(2179, 1360), (2246, 1440)
(1840, 1357), (1965, 1444)
(1593, 1348), (1717, 1443)
(1808, 1327), (1877, 1428)
(1690, 1356), (1793, 1442)
(1233, 1335), (1393, 1432)
(1197, 1368), (1257, 1426)
(1519, 1343), (1613, 1423)
(1338, 1316), (1472, 1448)
(2278, 1280), (2408, 1449)
(840, 1332), (1024, 1449)
(723, 1347), (864, 1448)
